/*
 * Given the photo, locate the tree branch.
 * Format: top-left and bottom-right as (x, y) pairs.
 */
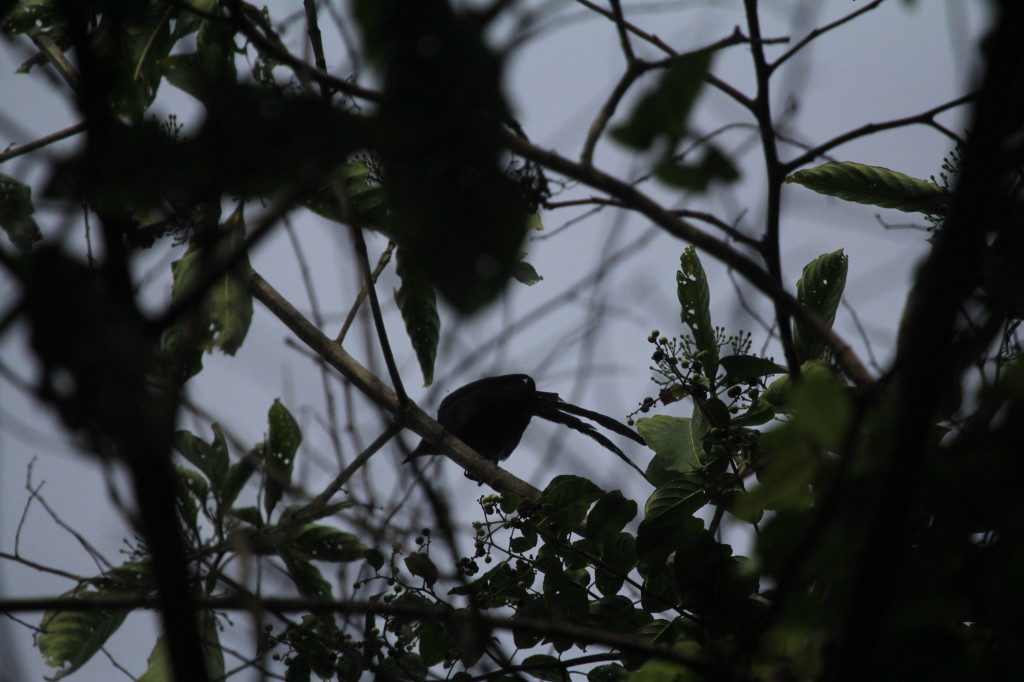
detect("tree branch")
(503, 133), (874, 387)
(250, 270), (543, 501)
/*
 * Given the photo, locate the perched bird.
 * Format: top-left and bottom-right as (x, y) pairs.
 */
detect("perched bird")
(407, 374), (647, 477)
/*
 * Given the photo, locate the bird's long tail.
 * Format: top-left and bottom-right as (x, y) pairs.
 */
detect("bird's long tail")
(534, 393), (649, 481)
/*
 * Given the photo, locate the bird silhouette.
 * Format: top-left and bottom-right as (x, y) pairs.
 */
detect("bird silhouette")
(407, 374), (647, 478)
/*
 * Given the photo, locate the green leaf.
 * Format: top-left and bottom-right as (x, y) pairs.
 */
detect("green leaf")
(263, 399), (302, 517)
(38, 589), (129, 680)
(175, 466), (207, 533)
(173, 424), (229, 488)
(394, 246), (440, 386)
(655, 144), (739, 191)
(161, 53), (206, 100)
(220, 456), (256, 508)
(719, 354), (789, 385)
(521, 654), (568, 681)
(404, 553), (440, 586)
(586, 491), (637, 546)
(636, 476), (706, 561)
(294, 525), (370, 563)
(512, 257), (544, 286)
(793, 250), (848, 363)
(538, 475), (604, 534)
(638, 415), (707, 483)
(677, 246), (718, 379)
(0, 174), (42, 250)
(3, 0), (61, 35)
(588, 663), (629, 681)
(596, 532), (637, 596)
(138, 610), (223, 682)
(280, 545), (332, 598)
(164, 204), (253, 378)
(785, 161), (950, 215)
(612, 50), (713, 150)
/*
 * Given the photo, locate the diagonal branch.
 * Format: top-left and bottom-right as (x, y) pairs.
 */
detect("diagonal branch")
(250, 270), (543, 501)
(782, 93), (975, 174)
(503, 133), (874, 387)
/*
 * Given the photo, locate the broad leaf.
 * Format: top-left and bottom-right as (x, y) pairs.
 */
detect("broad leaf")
(263, 399), (302, 517)
(539, 475), (604, 534)
(638, 415), (706, 483)
(294, 525), (370, 563)
(785, 161), (950, 215)
(405, 553), (440, 586)
(612, 50), (713, 150)
(164, 204), (253, 378)
(793, 250), (848, 363)
(636, 475), (706, 560)
(138, 610), (223, 682)
(677, 247), (718, 379)
(394, 246), (440, 386)
(719, 354), (788, 386)
(586, 490), (638, 546)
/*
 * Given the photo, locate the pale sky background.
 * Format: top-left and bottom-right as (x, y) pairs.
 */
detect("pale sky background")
(0, 1), (992, 679)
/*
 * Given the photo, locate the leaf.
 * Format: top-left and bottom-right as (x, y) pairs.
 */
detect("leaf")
(785, 161), (950, 215)
(173, 424), (228, 487)
(588, 663), (629, 681)
(677, 247), (719, 379)
(586, 491), (638, 546)
(38, 589), (129, 680)
(263, 399), (302, 517)
(538, 475), (604, 534)
(793, 250), (848, 363)
(0, 174), (42, 250)
(405, 553), (440, 586)
(719, 354), (789, 386)
(394, 246), (440, 386)
(356, 0), (531, 312)
(138, 610), (223, 682)
(164, 204), (253, 378)
(220, 456), (256, 508)
(512, 257), (544, 285)
(521, 654), (568, 681)
(161, 53), (206, 100)
(294, 525), (370, 563)
(637, 415), (707, 483)
(612, 50), (713, 150)
(280, 545), (332, 598)
(636, 475), (707, 561)
(655, 144), (739, 191)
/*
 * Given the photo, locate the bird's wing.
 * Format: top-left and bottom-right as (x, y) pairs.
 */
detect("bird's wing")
(536, 392), (646, 445)
(534, 400), (649, 480)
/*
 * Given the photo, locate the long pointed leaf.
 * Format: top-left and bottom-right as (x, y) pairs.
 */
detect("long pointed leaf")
(785, 161), (950, 215)
(677, 247), (718, 379)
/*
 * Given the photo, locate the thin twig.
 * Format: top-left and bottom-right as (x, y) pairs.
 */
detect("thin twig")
(770, 0), (886, 73)
(0, 122), (88, 164)
(302, 0), (330, 100)
(336, 241), (396, 343)
(222, 0), (380, 103)
(782, 93), (975, 174)
(608, 0), (635, 64)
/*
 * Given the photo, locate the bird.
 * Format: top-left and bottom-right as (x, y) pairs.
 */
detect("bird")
(406, 373), (648, 478)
